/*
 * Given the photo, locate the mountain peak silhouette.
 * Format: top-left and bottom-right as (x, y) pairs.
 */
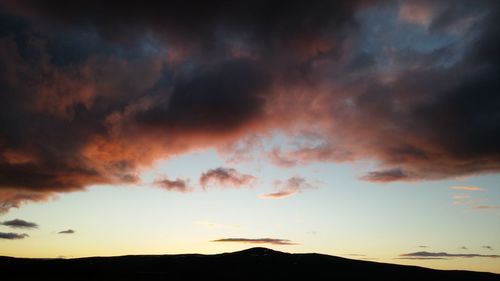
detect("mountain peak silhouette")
(232, 247), (283, 256)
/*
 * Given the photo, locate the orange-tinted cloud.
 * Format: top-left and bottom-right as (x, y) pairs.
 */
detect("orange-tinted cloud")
(450, 186), (483, 191)
(399, 1), (434, 26)
(0, 0), (500, 212)
(0, 190), (56, 214)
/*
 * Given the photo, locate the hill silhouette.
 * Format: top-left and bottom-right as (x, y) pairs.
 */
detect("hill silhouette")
(1, 247), (498, 281)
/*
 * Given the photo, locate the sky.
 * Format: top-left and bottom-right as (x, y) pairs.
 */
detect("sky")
(0, 0), (499, 274)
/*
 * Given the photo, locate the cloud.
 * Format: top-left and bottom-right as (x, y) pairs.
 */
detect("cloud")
(418, 245), (429, 248)
(475, 205), (500, 210)
(482, 245), (494, 250)
(398, 1), (434, 26)
(260, 176), (317, 199)
(0, 190), (56, 214)
(58, 229), (75, 234)
(474, 205), (500, 210)
(400, 251), (500, 259)
(1, 0), (500, 210)
(154, 177), (191, 193)
(360, 168), (415, 182)
(199, 168), (255, 189)
(211, 238), (298, 245)
(0, 232), (29, 239)
(1, 218), (38, 229)
(460, 246), (468, 250)
(449, 186), (483, 191)
(452, 194), (470, 200)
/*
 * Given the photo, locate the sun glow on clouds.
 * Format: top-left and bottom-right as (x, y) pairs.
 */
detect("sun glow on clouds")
(0, 0), (500, 274)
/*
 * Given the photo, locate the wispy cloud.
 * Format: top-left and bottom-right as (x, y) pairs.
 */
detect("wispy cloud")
(154, 177), (191, 193)
(1, 218), (38, 229)
(460, 246), (468, 250)
(260, 176), (317, 199)
(58, 229), (75, 234)
(482, 245), (494, 250)
(199, 168), (255, 189)
(452, 194), (470, 200)
(449, 186), (483, 191)
(400, 251), (500, 259)
(418, 245), (429, 248)
(211, 237), (298, 245)
(475, 205), (500, 210)
(449, 189), (500, 212)
(0, 232), (29, 239)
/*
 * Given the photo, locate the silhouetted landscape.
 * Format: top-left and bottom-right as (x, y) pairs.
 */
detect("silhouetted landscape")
(1, 248), (498, 281)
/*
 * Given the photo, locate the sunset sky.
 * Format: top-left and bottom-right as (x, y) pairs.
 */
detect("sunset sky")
(1, 0), (499, 274)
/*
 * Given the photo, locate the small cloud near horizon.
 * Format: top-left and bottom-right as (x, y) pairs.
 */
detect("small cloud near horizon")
(211, 237), (298, 245)
(58, 229), (75, 234)
(0, 232), (29, 239)
(400, 251), (500, 259)
(1, 218), (38, 229)
(482, 246), (494, 250)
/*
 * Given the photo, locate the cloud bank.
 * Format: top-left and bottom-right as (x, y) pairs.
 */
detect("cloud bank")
(1, 0), (500, 210)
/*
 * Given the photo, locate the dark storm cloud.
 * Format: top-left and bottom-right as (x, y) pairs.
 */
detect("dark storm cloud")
(0, 232), (29, 239)
(0, 0), (500, 211)
(400, 251), (500, 259)
(58, 229), (75, 234)
(211, 238), (298, 245)
(1, 218), (38, 229)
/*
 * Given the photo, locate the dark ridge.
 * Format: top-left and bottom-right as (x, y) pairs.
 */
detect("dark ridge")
(229, 247), (284, 256)
(0, 248), (498, 281)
